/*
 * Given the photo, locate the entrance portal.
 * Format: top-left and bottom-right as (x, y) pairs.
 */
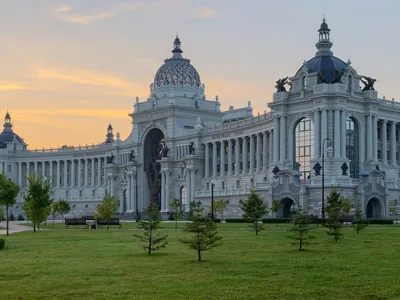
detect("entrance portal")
(279, 198), (297, 218)
(366, 198), (382, 219)
(143, 128), (164, 210)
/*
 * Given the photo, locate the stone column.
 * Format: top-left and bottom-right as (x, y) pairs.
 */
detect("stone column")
(220, 140), (225, 176)
(26, 162), (31, 185)
(367, 114), (373, 160)
(280, 116), (286, 163)
(165, 171), (170, 211)
(131, 173), (137, 213)
(127, 174), (132, 212)
(71, 159), (75, 187)
(97, 158), (102, 186)
(78, 159), (82, 187)
(191, 168), (196, 203)
(340, 110), (346, 158)
(34, 161), (38, 175)
(273, 117), (279, 162)
(84, 159), (88, 186)
(18, 162), (22, 186)
(212, 142), (217, 177)
(391, 122), (397, 166)
(56, 160), (60, 188)
(249, 134), (255, 173)
(321, 109), (328, 158)
(49, 161), (53, 186)
(90, 158), (95, 186)
(186, 169), (191, 203)
(64, 160), (68, 188)
(242, 136), (248, 174)
(263, 131), (268, 171)
(161, 170), (165, 212)
(269, 131), (273, 166)
(373, 114), (378, 161)
(235, 138), (240, 175)
(382, 120), (388, 165)
(314, 109), (320, 159)
(228, 139), (233, 176)
(204, 143), (209, 177)
(334, 109), (341, 158)
(255, 134), (260, 172)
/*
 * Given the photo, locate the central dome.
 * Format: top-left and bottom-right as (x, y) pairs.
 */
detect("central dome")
(153, 36), (201, 89)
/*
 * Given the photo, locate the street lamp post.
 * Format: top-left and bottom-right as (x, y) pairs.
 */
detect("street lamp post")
(321, 137), (333, 223)
(211, 180), (216, 221)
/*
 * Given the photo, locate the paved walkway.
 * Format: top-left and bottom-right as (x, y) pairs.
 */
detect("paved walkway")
(0, 221), (31, 235)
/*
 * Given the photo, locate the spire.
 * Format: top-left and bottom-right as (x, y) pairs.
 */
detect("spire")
(171, 35), (183, 59)
(3, 111), (13, 132)
(105, 123), (114, 143)
(315, 17), (333, 57)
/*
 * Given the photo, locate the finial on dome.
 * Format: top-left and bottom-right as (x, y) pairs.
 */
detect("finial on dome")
(3, 110), (12, 131)
(172, 34), (183, 58)
(315, 17), (333, 56)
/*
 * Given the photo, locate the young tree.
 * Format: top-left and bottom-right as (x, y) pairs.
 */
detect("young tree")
(0, 173), (21, 236)
(353, 199), (368, 234)
(325, 189), (352, 243)
(181, 201), (222, 262)
(57, 200), (71, 222)
(239, 189), (268, 235)
(95, 195), (119, 220)
(271, 200), (280, 227)
(389, 199), (399, 225)
(213, 199), (227, 222)
(169, 198), (183, 230)
(133, 202), (168, 255)
(0, 205), (4, 222)
(23, 174), (53, 233)
(50, 201), (60, 229)
(287, 208), (315, 251)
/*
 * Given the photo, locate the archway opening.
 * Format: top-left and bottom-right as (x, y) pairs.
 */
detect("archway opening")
(293, 118), (314, 179)
(366, 198), (382, 219)
(279, 198), (297, 218)
(143, 128), (165, 210)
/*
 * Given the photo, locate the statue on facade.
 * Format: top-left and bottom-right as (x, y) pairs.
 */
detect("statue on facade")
(317, 68), (345, 84)
(129, 150), (135, 162)
(313, 162), (322, 176)
(275, 77), (288, 92)
(361, 76), (376, 91)
(272, 166), (280, 177)
(189, 142), (195, 155)
(341, 162), (348, 176)
(106, 153), (115, 164)
(159, 141), (169, 158)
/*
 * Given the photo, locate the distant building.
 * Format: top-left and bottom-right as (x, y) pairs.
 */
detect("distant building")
(0, 20), (396, 218)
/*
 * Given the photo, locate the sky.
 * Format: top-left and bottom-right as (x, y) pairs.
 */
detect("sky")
(0, 0), (399, 149)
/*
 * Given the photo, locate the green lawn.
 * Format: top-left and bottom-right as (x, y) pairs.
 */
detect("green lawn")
(0, 226), (5, 230)
(1, 226), (400, 299)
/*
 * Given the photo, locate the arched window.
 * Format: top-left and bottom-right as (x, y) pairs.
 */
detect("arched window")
(346, 118), (359, 178)
(348, 75), (352, 91)
(294, 118), (314, 179)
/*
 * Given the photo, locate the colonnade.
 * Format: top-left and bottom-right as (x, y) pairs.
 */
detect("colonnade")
(17, 157), (106, 188)
(125, 171), (138, 212)
(203, 130), (273, 178)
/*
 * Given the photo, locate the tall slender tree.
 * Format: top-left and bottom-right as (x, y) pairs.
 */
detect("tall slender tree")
(271, 200), (280, 227)
(325, 189), (352, 243)
(169, 197), (183, 230)
(239, 189), (268, 235)
(0, 173), (21, 236)
(23, 174), (53, 233)
(181, 201), (222, 261)
(287, 208), (315, 251)
(353, 199), (368, 234)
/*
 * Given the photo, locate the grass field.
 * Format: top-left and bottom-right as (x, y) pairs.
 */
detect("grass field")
(1, 225), (400, 300)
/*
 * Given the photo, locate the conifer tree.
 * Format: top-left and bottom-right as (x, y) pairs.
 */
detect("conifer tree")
(239, 189), (268, 235)
(271, 200), (280, 227)
(287, 208), (315, 251)
(353, 199), (368, 234)
(181, 201), (222, 261)
(133, 202), (168, 255)
(325, 189), (352, 243)
(169, 198), (183, 230)
(0, 173), (20, 236)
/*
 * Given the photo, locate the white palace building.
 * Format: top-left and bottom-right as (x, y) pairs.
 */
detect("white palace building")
(0, 19), (398, 219)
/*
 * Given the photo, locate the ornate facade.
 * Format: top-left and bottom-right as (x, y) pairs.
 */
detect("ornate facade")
(1, 20), (398, 218)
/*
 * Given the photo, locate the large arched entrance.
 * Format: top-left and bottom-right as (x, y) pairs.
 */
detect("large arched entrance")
(279, 198), (297, 218)
(143, 128), (165, 210)
(366, 198), (382, 218)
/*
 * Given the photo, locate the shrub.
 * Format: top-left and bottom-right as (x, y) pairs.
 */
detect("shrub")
(262, 218), (292, 224)
(17, 214), (25, 221)
(0, 238), (5, 250)
(9, 213), (15, 221)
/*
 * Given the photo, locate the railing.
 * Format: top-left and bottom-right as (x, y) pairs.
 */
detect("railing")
(26, 143), (113, 153)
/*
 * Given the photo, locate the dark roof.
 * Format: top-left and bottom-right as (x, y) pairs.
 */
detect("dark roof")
(0, 131), (23, 147)
(296, 55), (347, 83)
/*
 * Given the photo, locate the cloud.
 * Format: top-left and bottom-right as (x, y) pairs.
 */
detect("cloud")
(197, 7), (218, 19)
(55, 4), (71, 13)
(62, 12), (116, 24)
(0, 81), (29, 91)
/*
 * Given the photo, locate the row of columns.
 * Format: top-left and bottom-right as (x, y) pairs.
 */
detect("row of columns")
(17, 157), (106, 188)
(204, 131), (272, 177)
(125, 172), (138, 212)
